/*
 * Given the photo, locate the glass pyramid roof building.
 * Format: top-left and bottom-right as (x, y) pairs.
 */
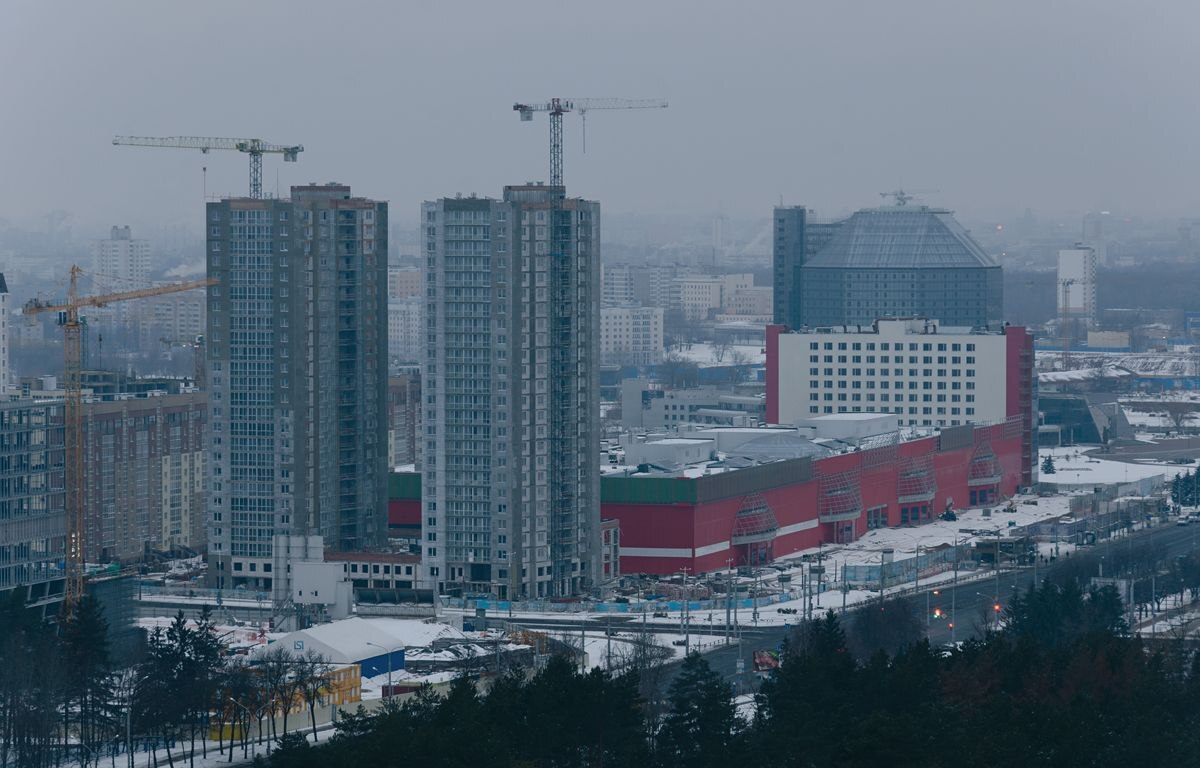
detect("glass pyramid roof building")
(804, 206), (998, 270)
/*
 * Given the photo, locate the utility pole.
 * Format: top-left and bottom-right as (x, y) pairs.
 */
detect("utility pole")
(951, 537), (959, 645)
(725, 559), (733, 644)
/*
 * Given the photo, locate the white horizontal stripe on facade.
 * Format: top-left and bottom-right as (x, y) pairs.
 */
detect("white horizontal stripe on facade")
(694, 541), (731, 557)
(776, 519), (820, 536)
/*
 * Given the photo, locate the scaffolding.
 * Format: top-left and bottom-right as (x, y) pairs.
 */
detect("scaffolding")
(968, 441), (1002, 487)
(860, 429), (899, 469)
(818, 468), (863, 524)
(897, 453), (936, 503)
(731, 492), (779, 545)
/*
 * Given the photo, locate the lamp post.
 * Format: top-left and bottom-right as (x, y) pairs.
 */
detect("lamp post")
(228, 697), (258, 760)
(363, 641), (396, 699)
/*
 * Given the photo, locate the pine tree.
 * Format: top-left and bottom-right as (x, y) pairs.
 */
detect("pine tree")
(657, 652), (738, 768)
(1041, 455), (1056, 474)
(60, 596), (115, 765)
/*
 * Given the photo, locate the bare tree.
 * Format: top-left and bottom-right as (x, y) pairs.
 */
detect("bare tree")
(727, 349), (752, 384)
(658, 352), (699, 389)
(712, 340), (731, 363)
(296, 650), (333, 740)
(1163, 401), (1196, 433)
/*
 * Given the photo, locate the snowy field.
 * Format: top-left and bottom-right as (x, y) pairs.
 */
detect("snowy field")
(1039, 445), (1178, 486)
(666, 342), (765, 367)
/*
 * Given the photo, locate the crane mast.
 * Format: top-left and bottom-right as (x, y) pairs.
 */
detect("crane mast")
(24, 267), (215, 610)
(512, 97), (667, 189)
(113, 135), (303, 199)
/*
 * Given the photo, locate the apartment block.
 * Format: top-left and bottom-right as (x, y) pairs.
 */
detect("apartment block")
(387, 295), (422, 364)
(206, 183), (388, 589)
(0, 400), (64, 611)
(422, 184), (600, 598)
(600, 306), (664, 365)
(81, 392), (206, 562)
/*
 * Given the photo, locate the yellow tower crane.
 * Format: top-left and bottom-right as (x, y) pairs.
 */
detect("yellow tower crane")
(23, 266), (215, 610)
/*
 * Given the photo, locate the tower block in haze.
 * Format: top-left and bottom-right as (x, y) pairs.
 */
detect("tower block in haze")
(422, 184), (600, 599)
(205, 184), (388, 589)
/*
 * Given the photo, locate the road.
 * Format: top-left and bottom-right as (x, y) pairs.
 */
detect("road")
(1095, 437), (1200, 463)
(677, 518), (1200, 691)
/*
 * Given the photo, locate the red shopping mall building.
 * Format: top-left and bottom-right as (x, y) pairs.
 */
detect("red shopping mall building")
(602, 417), (1030, 576)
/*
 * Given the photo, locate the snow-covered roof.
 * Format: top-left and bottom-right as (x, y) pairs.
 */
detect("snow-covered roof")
(261, 617), (465, 664)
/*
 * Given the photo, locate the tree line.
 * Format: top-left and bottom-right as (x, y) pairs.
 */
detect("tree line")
(0, 591), (334, 768)
(268, 580), (1200, 768)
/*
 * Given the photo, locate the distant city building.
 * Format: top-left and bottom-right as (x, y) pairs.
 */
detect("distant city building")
(669, 274), (752, 322)
(81, 392), (206, 562)
(140, 289), (205, 343)
(603, 263), (677, 309)
(766, 318), (1034, 433)
(206, 183), (388, 589)
(388, 373), (421, 469)
(601, 263), (636, 306)
(93, 226), (152, 327)
(388, 295), (422, 364)
(774, 204), (1002, 330)
(0, 400), (64, 612)
(1057, 244), (1098, 327)
(600, 306), (664, 365)
(387, 266), (422, 300)
(422, 184), (600, 598)
(723, 285), (773, 319)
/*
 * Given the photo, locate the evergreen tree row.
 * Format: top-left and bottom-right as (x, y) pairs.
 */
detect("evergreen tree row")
(267, 581), (1200, 768)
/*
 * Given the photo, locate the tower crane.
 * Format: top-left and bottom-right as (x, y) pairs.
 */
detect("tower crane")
(112, 135), (303, 199)
(23, 267), (216, 610)
(512, 98), (667, 189)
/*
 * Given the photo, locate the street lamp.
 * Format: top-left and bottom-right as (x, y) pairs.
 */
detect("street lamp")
(364, 641), (397, 699)
(976, 592), (1001, 633)
(228, 697), (260, 759)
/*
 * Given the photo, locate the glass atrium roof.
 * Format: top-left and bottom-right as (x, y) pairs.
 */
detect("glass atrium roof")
(804, 206), (998, 269)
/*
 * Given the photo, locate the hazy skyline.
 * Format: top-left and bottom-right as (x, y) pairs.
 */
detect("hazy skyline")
(3, 1), (1199, 237)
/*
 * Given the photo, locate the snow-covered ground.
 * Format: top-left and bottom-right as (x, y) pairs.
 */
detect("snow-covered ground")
(667, 343), (765, 368)
(1039, 445), (1177, 486)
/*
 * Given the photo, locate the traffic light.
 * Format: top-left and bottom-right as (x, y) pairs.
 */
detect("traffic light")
(933, 608), (943, 619)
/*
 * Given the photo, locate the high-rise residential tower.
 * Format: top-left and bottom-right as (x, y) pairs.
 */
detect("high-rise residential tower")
(422, 184), (600, 598)
(205, 183), (388, 589)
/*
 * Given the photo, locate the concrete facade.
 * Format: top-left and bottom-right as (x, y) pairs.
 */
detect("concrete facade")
(422, 185), (600, 598)
(206, 184), (388, 589)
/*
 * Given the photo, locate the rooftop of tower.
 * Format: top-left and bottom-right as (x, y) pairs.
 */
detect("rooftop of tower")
(804, 205), (998, 270)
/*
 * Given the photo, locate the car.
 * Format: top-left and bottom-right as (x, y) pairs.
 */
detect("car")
(1177, 516), (1192, 526)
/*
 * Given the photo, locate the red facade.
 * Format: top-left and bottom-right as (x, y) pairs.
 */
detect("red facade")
(604, 418), (1027, 576)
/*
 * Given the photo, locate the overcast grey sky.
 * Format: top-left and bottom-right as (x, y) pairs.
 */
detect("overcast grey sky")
(2, 0), (1198, 235)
